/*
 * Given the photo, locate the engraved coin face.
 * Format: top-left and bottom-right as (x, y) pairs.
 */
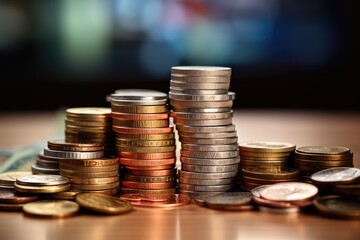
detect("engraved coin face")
(75, 193), (133, 215)
(310, 167), (360, 184)
(23, 200), (79, 217)
(260, 182), (318, 202)
(204, 192), (253, 210)
(66, 107), (111, 115)
(16, 175), (70, 186)
(238, 141), (296, 153)
(296, 146), (350, 155)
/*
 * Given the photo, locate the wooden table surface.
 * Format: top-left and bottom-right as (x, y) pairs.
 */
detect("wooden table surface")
(0, 109), (359, 240)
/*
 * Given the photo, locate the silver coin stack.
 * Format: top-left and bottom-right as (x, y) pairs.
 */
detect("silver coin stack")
(169, 66), (240, 196)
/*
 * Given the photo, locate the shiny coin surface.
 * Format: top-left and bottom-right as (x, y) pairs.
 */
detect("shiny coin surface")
(75, 193), (133, 215)
(260, 182), (318, 202)
(296, 146), (350, 155)
(171, 66), (231, 77)
(47, 140), (104, 152)
(110, 89), (167, 101)
(66, 107), (111, 116)
(23, 200), (79, 217)
(122, 194), (191, 208)
(313, 195), (360, 219)
(16, 175), (69, 186)
(0, 171), (32, 187)
(204, 192), (253, 210)
(310, 167), (360, 185)
(0, 188), (39, 203)
(14, 183), (71, 194)
(239, 141), (296, 153)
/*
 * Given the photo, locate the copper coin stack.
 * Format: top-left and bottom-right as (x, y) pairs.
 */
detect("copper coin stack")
(168, 66), (240, 196)
(42, 140), (120, 196)
(107, 89), (177, 195)
(294, 146), (354, 180)
(64, 107), (116, 156)
(238, 141), (297, 191)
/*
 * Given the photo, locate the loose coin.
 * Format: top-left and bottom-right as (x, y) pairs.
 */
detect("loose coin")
(310, 167), (360, 185)
(313, 195), (360, 219)
(16, 175), (70, 186)
(23, 200), (79, 217)
(0, 188), (39, 203)
(0, 171), (32, 187)
(75, 193), (133, 215)
(121, 194), (191, 208)
(14, 183), (71, 194)
(204, 192), (253, 210)
(260, 182), (318, 202)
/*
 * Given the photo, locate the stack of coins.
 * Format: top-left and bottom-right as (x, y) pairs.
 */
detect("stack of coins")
(107, 89), (177, 195)
(42, 140), (119, 196)
(65, 107), (116, 156)
(168, 66), (239, 196)
(32, 151), (61, 175)
(294, 146), (354, 179)
(238, 141), (296, 190)
(14, 175), (71, 194)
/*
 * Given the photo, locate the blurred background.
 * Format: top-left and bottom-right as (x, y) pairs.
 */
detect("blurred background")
(0, 0), (359, 112)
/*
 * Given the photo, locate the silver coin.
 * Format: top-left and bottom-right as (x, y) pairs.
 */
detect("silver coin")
(181, 144), (239, 152)
(178, 183), (233, 192)
(310, 167), (360, 185)
(181, 164), (238, 173)
(31, 164), (60, 175)
(170, 111), (233, 120)
(16, 174), (69, 186)
(178, 170), (238, 179)
(178, 131), (237, 139)
(174, 118), (233, 127)
(169, 92), (235, 101)
(179, 177), (234, 186)
(204, 192), (253, 207)
(108, 97), (168, 106)
(169, 87), (228, 95)
(296, 146), (351, 155)
(43, 148), (104, 159)
(239, 141), (296, 153)
(177, 188), (225, 199)
(179, 137), (238, 145)
(170, 99), (233, 108)
(180, 156), (240, 166)
(170, 80), (230, 90)
(171, 75), (231, 82)
(180, 150), (239, 159)
(176, 124), (236, 133)
(259, 182), (318, 202)
(251, 185), (271, 198)
(112, 89), (167, 100)
(171, 66), (231, 77)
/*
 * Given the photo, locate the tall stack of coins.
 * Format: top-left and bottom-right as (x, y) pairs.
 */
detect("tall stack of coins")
(64, 107), (116, 156)
(294, 146), (354, 180)
(169, 66), (240, 196)
(238, 141), (297, 190)
(42, 140), (119, 196)
(107, 89), (177, 195)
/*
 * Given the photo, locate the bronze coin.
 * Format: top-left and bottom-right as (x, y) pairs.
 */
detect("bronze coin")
(0, 188), (39, 203)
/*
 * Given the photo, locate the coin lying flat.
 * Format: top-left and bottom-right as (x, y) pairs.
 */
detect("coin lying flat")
(260, 182), (318, 202)
(296, 146), (350, 155)
(310, 167), (360, 185)
(75, 193), (133, 215)
(239, 141), (296, 153)
(313, 195), (360, 219)
(16, 175), (70, 186)
(0, 171), (32, 188)
(23, 200), (79, 217)
(0, 188), (39, 203)
(204, 192), (254, 210)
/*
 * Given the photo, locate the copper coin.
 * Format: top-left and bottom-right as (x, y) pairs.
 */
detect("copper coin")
(119, 193), (170, 202)
(119, 151), (175, 159)
(119, 158), (176, 166)
(122, 174), (176, 183)
(123, 168), (177, 176)
(124, 194), (191, 208)
(112, 126), (174, 134)
(121, 180), (176, 189)
(111, 112), (169, 120)
(59, 157), (119, 167)
(47, 140), (104, 152)
(123, 164), (176, 171)
(120, 187), (176, 195)
(0, 188), (39, 203)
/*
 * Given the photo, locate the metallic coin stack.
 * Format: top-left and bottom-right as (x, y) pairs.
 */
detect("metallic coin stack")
(65, 107), (116, 156)
(42, 140), (119, 196)
(14, 174), (71, 194)
(32, 151), (61, 175)
(238, 141), (297, 190)
(168, 66), (239, 196)
(294, 146), (353, 180)
(107, 89), (177, 195)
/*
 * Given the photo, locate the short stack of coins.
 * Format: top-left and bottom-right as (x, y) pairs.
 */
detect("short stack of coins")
(107, 89), (177, 195)
(64, 107), (116, 156)
(44, 140), (120, 196)
(169, 66), (240, 196)
(31, 151), (61, 175)
(294, 146), (354, 180)
(238, 141), (297, 191)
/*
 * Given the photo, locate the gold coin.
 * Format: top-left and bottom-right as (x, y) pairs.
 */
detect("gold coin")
(60, 169), (118, 178)
(44, 191), (80, 200)
(69, 176), (119, 185)
(116, 139), (175, 147)
(79, 187), (119, 196)
(0, 171), (32, 186)
(23, 200), (79, 217)
(296, 146), (351, 155)
(116, 145), (176, 153)
(66, 107), (111, 116)
(59, 164), (119, 172)
(59, 157), (118, 167)
(294, 151), (353, 161)
(65, 118), (112, 127)
(242, 167), (301, 180)
(113, 119), (169, 128)
(120, 187), (176, 195)
(75, 193), (133, 215)
(116, 132), (175, 141)
(14, 183), (71, 193)
(71, 182), (119, 191)
(239, 151), (292, 158)
(66, 125), (112, 133)
(47, 140), (104, 152)
(111, 104), (168, 114)
(313, 195), (360, 219)
(294, 158), (353, 167)
(239, 141), (296, 153)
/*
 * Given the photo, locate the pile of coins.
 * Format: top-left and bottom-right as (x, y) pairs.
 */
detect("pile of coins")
(310, 167), (360, 218)
(41, 140), (120, 196)
(294, 146), (354, 179)
(169, 66), (240, 196)
(107, 89), (177, 195)
(238, 141), (297, 190)
(65, 107), (116, 156)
